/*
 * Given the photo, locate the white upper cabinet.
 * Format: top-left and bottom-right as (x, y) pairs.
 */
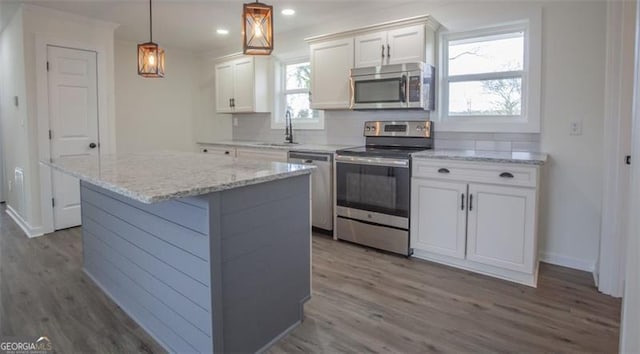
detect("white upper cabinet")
(215, 62), (234, 113)
(386, 24), (427, 65)
(355, 24), (428, 67)
(354, 31), (388, 67)
(309, 37), (354, 110)
(306, 16), (439, 110)
(215, 55), (270, 113)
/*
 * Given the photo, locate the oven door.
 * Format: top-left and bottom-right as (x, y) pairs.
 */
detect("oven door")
(350, 72), (408, 110)
(335, 155), (410, 229)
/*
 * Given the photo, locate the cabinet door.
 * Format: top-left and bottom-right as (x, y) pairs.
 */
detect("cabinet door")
(215, 63), (234, 113)
(310, 37), (354, 109)
(354, 31), (387, 68)
(232, 58), (255, 112)
(466, 184), (536, 273)
(387, 24), (425, 65)
(410, 179), (468, 259)
(235, 148), (288, 162)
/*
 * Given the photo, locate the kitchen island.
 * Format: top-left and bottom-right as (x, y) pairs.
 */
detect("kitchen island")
(46, 152), (314, 353)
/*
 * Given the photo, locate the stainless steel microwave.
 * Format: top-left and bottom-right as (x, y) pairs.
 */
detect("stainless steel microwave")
(350, 62), (435, 110)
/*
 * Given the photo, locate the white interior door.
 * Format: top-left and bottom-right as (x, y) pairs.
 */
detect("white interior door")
(48, 45), (99, 230)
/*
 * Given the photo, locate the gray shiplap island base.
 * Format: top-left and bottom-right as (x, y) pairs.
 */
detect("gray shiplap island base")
(46, 153), (314, 353)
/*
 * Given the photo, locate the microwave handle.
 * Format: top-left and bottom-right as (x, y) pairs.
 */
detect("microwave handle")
(400, 75), (407, 103)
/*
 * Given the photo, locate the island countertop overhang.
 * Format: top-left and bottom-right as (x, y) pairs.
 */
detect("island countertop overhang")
(43, 152), (315, 204)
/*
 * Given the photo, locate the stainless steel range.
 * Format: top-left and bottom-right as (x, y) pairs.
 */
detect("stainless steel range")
(335, 120), (433, 256)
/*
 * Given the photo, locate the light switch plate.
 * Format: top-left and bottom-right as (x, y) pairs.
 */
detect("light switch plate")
(570, 121), (583, 136)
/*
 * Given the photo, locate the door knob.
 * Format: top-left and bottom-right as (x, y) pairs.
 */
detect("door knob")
(89, 142), (97, 149)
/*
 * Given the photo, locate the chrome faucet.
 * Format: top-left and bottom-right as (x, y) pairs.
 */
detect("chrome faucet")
(285, 110), (294, 144)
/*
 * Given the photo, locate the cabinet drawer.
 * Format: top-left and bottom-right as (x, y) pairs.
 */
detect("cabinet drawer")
(200, 146), (236, 157)
(235, 148), (288, 162)
(412, 160), (539, 188)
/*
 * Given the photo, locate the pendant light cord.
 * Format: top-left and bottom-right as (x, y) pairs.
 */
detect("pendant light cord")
(149, 0), (153, 43)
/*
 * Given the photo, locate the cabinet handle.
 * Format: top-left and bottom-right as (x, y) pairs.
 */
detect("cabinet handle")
(499, 172), (514, 178)
(469, 194), (473, 211)
(461, 193), (465, 210)
(231, 98), (235, 108)
(308, 91), (312, 103)
(229, 98), (232, 108)
(381, 45), (385, 58)
(224, 151), (230, 155)
(304, 159), (314, 164)
(203, 149), (208, 153)
(438, 168), (450, 174)
(387, 44), (391, 58)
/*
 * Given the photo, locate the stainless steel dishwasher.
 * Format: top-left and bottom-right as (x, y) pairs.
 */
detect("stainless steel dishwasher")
(288, 151), (333, 232)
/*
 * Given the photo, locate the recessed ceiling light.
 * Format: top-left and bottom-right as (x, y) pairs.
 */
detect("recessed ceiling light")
(216, 28), (229, 35)
(281, 8), (295, 16)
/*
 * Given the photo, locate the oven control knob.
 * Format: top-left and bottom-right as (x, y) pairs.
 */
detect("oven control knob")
(371, 126), (376, 130)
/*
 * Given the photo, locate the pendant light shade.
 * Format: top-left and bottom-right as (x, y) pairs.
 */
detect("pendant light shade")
(242, 1), (273, 55)
(138, 0), (165, 78)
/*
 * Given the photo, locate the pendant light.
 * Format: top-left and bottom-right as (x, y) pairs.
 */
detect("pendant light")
(242, 1), (274, 55)
(138, 0), (165, 78)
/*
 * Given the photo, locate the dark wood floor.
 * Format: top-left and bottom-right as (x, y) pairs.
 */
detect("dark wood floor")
(0, 205), (621, 353)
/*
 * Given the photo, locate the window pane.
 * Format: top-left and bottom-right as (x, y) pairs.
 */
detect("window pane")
(448, 31), (524, 76)
(286, 62), (311, 90)
(448, 78), (522, 116)
(286, 93), (318, 120)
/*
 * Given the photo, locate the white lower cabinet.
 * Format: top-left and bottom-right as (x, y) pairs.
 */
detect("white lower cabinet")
(235, 147), (288, 162)
(411, 179), (467, 259)
(411, 159), (541, 287)
(201, 145), (236, 158)
(466, 184), (536, 274)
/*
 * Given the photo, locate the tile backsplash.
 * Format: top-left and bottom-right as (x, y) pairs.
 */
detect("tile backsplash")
(231, 111), (541, 152)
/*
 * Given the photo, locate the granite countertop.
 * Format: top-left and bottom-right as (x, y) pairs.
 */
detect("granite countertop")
(44, 152), (314, 204)
(412, 149), (548, 165)
(198, 140), (356, 153)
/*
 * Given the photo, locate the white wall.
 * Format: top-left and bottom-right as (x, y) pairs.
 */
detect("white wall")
(0, 5), (117, 235)
(222, 1), (609, 272)
(537, 1), (606, 271)
(0, 7), (29, 217)
(115, 40), (196, 153)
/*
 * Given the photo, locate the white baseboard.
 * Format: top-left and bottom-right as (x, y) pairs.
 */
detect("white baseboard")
(539, 251), (596, 272)
(5, 205), (44, 238)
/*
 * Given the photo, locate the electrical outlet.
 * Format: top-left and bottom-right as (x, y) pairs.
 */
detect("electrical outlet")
(233, 117), (238, 127)
(570, 121), (583, 136)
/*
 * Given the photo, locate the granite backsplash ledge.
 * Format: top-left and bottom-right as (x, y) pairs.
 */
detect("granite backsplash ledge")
(230, 112), (541, 152)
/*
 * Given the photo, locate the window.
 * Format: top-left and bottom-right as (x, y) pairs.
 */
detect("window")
(272, 60), (324, 130)
(438, 19), (541, 133)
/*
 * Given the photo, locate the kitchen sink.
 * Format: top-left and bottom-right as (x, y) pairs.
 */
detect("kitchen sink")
(257, 142), (300, 147)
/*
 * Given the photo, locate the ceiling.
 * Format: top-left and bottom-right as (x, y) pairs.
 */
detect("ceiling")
(15, 0), (412, 52)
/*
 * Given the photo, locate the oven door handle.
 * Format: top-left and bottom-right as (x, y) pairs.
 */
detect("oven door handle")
(335, 155), (409, 168)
